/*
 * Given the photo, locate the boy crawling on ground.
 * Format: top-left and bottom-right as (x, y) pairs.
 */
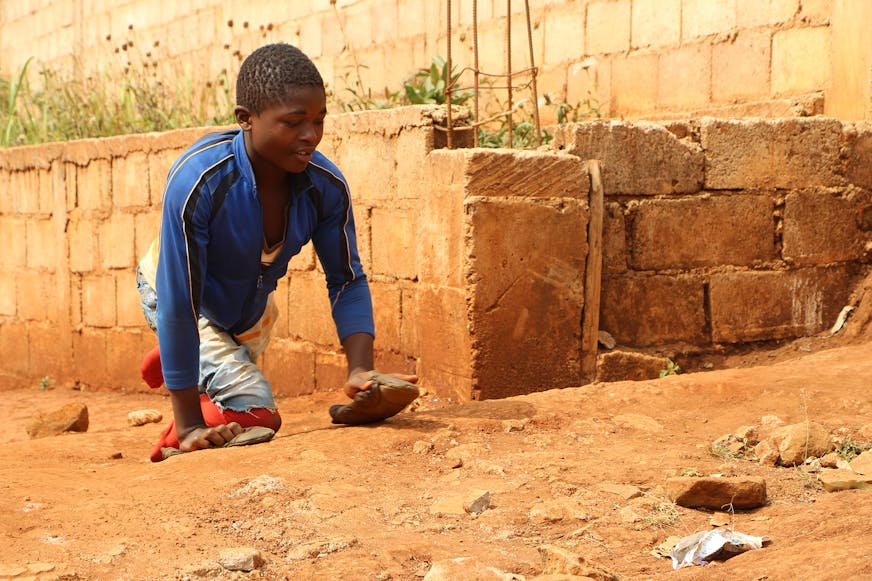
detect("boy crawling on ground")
(136, 43), (419, 462)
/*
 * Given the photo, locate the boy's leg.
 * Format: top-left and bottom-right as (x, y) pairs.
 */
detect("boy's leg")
(149, 296), (281, 462)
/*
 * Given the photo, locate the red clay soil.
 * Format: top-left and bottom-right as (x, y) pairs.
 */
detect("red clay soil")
(3, 309), (872, 579)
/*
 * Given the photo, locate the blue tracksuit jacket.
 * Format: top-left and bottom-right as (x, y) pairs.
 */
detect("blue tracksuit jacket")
(154, 129), (374, 390)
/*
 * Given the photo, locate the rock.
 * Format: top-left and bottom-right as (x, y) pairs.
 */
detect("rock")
(423, 557), (521, 580)
(537, 544), (618, 580)
(850, 450), (872, 475)
(710, 511), (732, 527)
(502, 418), (528, 432)
(755, 439), (780, 466)
(413, 440), (434, 454)
(769, 422), (833, 466)
(818, 469), (872, 492)
(430, 489), (491, 516)
(0, 565), (27, 577)
(758, 415), (785, 438)
(529, 499), (590, 523)
(217, 547), (263, 572)
(819, 452), (841, 468)
(127, 409), (163, 426)
(596, 482), (642, 500)
(597, 330), (616, 350)
(286, 539), (357, 560)
(596, 351), (665, 382)
(26, 402), (89, 438)
(612, 414), (664, 433)
(665, 476), (767, 510)
(857, 422), (872, 441)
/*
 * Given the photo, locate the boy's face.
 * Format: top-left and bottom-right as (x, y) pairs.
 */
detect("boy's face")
(236, 85), (327, 175)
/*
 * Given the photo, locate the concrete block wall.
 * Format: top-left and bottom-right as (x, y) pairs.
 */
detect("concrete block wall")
(1, 111), (870, 398)
(1, 1), (871, 124)
(550, 117), (872, 351)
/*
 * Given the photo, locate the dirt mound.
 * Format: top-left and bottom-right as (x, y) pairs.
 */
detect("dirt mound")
(3, 341), (872, 580)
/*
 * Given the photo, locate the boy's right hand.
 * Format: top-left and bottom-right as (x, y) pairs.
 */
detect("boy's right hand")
(178, 423), (244, 453)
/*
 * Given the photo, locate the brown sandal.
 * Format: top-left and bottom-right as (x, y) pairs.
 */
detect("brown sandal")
(329, 373), (420, 425)
(159, 426), (276, 460)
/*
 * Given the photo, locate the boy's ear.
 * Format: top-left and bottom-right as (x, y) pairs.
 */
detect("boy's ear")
(235, 106), (253, 130)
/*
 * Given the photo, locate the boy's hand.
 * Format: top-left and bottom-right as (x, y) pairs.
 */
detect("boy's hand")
(178, 423), (244, 453)
(343, 370), (418, 399)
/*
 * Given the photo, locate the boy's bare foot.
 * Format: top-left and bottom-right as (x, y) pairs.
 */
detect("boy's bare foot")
(161, 426), (276, 460)
(329, 373), (420, 425)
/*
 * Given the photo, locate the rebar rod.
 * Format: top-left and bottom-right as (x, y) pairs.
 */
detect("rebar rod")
(506, 0), (513, 148)
(525, 0), (541, 146)
(446, 0), (453, 149)
(473, 0), (480, 147)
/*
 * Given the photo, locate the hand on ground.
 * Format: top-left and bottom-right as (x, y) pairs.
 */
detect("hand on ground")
(178, 422), (244, 453)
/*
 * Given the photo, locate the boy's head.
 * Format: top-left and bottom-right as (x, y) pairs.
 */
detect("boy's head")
(236, 43), (324, 113)
(235, 44), (327, 175)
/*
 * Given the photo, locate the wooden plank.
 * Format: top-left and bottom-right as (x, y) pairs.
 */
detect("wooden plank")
(581, 159), (604, 383)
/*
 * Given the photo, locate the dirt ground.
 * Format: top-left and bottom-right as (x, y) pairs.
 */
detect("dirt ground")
(3, 325), (872, 580)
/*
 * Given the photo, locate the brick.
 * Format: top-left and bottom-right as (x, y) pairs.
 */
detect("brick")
(314, 350), (348, 393)
(736, 0), (798, 28)
(134, 211), (161, 262)
(413, 285), (472, 402)
(587, 0), (631, 55)
(288, 240), (316, 271)
(26, 218), (58, 270)
(28, 322), (72, 382)
(370, 0), (398, 45)
(609, 52), (658, 116)
(603, 202), (628, 274)
(148, 147), (183, 205)
(116, 269), (144, 328)
(782, 189), (872, 264)
(286, 271), (338, 347)
(630, 194), (776, 269)
(469, 197), (587, 398)
(0, 321), (29, 375)
(299, 14), (323, 58)
(271, 279), (290, 340)
(81, 274), (116, 327)
(373, 348), (417, 376)
(712, 29), (771, 102)
(798, 0), (831, 24)
(370, 280), (402, 352)
(550, 121), (704, 195)
(395, 127), (435, 201)
(544, 6), (585, 63)
(111, 152), (151, 208)
(331, 134), (397, 204)
(417, 151), (468, 288)
(0, 171), (11, 213)
(69, 219), (97, 273)
(657, 42), (711, 110)
(100, 213), (136, 269)
(0, 217), (27, 267)
(700, 118), (843, 189)
(710, 266), (861, 343)
(370, 206), (418, 280)
(105, 329), (143, 388)
(772, 26), (831, 95)
(262, 339), (317, 397)
(11, 170), (40, 214)
(632, 0), (681, 49)
(844, 123), (872, 189)
(72, 328), (108, 382)
(76, 159), (112, 212)
(682, 0), (737, 41)
(464, 150), (589, 199)
(0, 271), (15, 316)
(600, 274), (708, 346)
(38, 169), (54, 214)
(21, 272), (60, 322)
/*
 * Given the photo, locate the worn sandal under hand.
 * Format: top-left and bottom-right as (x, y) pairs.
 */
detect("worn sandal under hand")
(160, 426), (276, 460)
(329, 373), (420, 426)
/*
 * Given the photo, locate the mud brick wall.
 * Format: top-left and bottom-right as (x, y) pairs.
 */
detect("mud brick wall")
(2, 112), (870, 399)
(1, 0), (870, 121)
(550, 118), (872, 351)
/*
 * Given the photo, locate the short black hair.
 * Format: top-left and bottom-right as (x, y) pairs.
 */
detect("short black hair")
(236, 43), (324, 113)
